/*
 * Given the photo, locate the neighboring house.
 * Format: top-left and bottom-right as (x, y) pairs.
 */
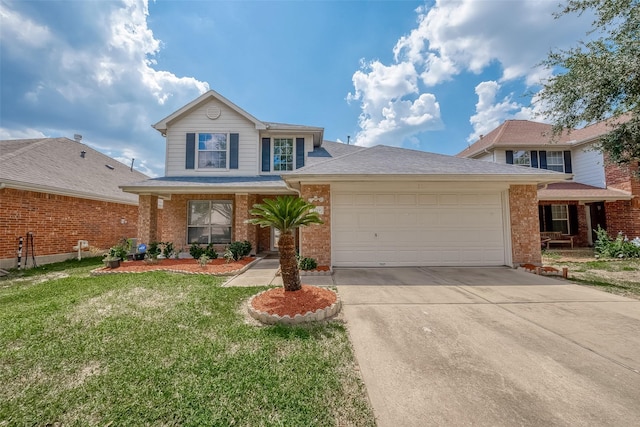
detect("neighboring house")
(122, 90), (569, 268)
(0, 137), (150, 269)
(457, 120), (640, 246)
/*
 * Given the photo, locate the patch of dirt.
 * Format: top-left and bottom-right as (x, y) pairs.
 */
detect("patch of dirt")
(251, 285), (337, 317)
(1, 271), (70, 288)
(64, 361), (104, 389)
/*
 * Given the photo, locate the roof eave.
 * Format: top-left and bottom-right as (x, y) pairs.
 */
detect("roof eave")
(120, 184), (295, 195)
(1, 180), (139, 206)
(538, 194), (633, 202)
(283, 173), (572, 184)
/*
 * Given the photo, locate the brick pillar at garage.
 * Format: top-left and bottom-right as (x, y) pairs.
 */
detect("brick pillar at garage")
(138, 194), (158, 244)
(299, 184), (331, 267)
(509, 185), (541, 265)
(234, 193), (258, 255)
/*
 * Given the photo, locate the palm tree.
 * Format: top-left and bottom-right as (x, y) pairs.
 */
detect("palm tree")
(248, 195), (323, 291)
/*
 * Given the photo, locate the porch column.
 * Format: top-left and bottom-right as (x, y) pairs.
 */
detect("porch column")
(509, 185), (541, 265)
(138, 194), (158, 244)
(234, 193), (258, 254)
(299, 184), (331, 267)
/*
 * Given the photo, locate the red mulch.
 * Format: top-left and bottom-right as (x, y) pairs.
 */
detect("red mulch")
(95, 257), (254, 275)
(251, 285), (337, 317)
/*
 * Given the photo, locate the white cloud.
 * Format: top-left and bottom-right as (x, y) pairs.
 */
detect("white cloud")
(0, 128), (47, 140)
(0, 0), (208, 176)
(348, 0), (592, 148)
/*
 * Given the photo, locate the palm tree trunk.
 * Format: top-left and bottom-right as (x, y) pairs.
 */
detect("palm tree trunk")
(277, 230), (301, 292)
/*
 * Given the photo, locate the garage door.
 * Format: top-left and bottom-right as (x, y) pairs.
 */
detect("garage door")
(332, 185), (507, 267)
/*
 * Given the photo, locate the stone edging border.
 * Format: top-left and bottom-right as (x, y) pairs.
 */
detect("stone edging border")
(89, 256), (261, 277)
(247, 289), (342, 325)
(300, 269), (332, 276)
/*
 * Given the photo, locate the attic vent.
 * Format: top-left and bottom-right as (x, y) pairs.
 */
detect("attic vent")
(74, 134), (82, 142)
(80, 150), (86, 158)
(105, 164), (115, 170)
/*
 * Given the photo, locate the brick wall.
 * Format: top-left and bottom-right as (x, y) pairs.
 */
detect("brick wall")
(509, 185), (541, 265)
(604, 159), (640, 238)
(0, 188), (138, 268)
(299, 184), (331, 267)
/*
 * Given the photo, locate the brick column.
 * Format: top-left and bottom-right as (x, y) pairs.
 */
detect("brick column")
(138, 194), (158, 244)
(234, 193), (258, 254)
(509, 185), (541, 265)
(299, 184), (331, 267)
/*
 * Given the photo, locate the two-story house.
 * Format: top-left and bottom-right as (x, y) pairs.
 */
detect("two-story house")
(122, 90), (572, 268)
(457, 119), (640, 247)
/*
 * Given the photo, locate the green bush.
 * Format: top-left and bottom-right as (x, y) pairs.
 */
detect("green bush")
(226, 241), (249, 261)
(298, 256), (318, 270)
(594, 226), (640, 258)
(189, 243), (218, 260)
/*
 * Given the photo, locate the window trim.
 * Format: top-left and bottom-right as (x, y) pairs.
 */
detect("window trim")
(546, 151), (565, 172)
(551, 204), (570, 234)
(271, 137), (295, 172)
(513, 150), (531, 167)
(196, 132), (230, 170)
(187, 200), (233, 245)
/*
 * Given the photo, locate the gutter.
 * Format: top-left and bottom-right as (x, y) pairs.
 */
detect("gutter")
(282, 173), (573, 185)
(1, 180), (139, 206)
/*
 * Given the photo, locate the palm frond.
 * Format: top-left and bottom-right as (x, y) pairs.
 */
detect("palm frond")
(248, 195), (323, 233)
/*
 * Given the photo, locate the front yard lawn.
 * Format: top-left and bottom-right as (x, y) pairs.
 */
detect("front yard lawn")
(543, 249), (640, 300)
(0, 259), (375, 426)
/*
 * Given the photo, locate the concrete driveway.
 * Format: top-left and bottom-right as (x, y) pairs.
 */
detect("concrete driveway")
(336, 267), (640, 427)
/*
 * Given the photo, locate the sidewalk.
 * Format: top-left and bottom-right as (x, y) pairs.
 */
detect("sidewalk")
(223, 256), (334, 287)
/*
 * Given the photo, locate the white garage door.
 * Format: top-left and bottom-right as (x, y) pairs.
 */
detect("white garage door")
(332, 185), (507, 267)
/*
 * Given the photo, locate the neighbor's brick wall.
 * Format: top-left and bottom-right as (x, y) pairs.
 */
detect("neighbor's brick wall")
(604, 159), (640, 238)
(0, 188), (138, 265)
(137, 194), (159, 245)
(509, 185), (541, 265)
(538, 200), (589, 247)
(299, 184), (331, 266)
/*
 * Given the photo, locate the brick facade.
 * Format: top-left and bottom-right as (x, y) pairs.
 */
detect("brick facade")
(509, 185), (542, 265)
(604, 160), (640, 238)
(538, 200), (589, 247)
(0, 188), (138, 268)
(299, 184), (331, 266)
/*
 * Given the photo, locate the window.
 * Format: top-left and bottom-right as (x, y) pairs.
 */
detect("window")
(551, 205), (569, 234)
(546, 151), (564, 172)
(513, 150), (531, 166)
(273, 138), (294, 171)
(198, 133), (227, 169)
(187, 200), (232, 244)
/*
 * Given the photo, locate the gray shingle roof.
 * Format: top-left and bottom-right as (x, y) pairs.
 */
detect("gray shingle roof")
(289, 144), (568, 178)
(0, 137), (149, 204)
(306, 140), (365, 166)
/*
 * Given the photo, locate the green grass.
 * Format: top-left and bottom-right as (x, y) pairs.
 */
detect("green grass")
(0, 261), (375, 426)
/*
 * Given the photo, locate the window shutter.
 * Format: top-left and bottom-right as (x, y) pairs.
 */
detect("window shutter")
(543, 205), (553, 232)
(295, 137), (305, 169)
(186, 133), (195, 169)
(229, 133), (239, 169)
(538, 205), (545, 231)
(506, 150), (514, 164)
(531, 150), (539, 168)
(261, 138), (271, 172)
(539, 151), (548, 169)
(568, 205), (578, 235)
(563, 151), (572, 173)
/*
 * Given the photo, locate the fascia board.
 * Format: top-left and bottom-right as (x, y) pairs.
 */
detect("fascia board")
(120, 185), (295, 195)
(283, 173), (572, 184)
(539, 194), (633, 201)
(1, 180), (139, 206)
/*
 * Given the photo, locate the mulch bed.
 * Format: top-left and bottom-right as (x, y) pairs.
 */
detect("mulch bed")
(92, 258), (254, 276)
(250, 285), (337, 317)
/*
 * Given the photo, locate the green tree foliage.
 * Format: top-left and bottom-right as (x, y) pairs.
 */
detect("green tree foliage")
(537, 0), (640, 165)
(248, 196), (323, 291)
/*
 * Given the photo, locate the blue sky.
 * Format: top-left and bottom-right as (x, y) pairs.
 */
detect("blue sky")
(1, 0), (593, 177)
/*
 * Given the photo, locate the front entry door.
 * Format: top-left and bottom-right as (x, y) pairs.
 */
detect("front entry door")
(589, 202), (607, 241)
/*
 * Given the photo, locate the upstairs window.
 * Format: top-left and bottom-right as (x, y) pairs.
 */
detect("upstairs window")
(513, 150), (531, 166)
(198, 133), (227, 169)
(273, 138), (294, 171)
(546, 151), (564, 172)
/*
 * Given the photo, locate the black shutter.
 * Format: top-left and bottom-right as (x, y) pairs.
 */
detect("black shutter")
(186, 133), (195, 169)
(568, 205), (578, 235)
(229, 133), (239, 169)
(539, 151), (548, 169)
(261, 138), (271, 172)
(544, 205), (553, 232)
(563, 151), (572, 173)
(295, 137), (305, 169)
(531, 150), (539, 168)
(538, 205), (545, 231)
(506, 150), (514, 164)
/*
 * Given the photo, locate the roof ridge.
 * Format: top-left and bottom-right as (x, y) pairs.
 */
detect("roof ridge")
(0, 137), (51, 161)
(293, 143), (373, 171)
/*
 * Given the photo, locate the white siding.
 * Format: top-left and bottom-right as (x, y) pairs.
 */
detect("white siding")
(476, 152), (494, 162)
(165, 100), (260, 177)
(493, 150), (507, 164)
(258, 133), (312, 175)
(572, 145), (606, 187)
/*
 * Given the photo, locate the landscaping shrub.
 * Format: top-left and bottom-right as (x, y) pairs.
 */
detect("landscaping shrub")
(226, 241), (249, 261)
(298, 256), (318, 270)
(189, 243), (218, 260)
(594, 226), (640, 258)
